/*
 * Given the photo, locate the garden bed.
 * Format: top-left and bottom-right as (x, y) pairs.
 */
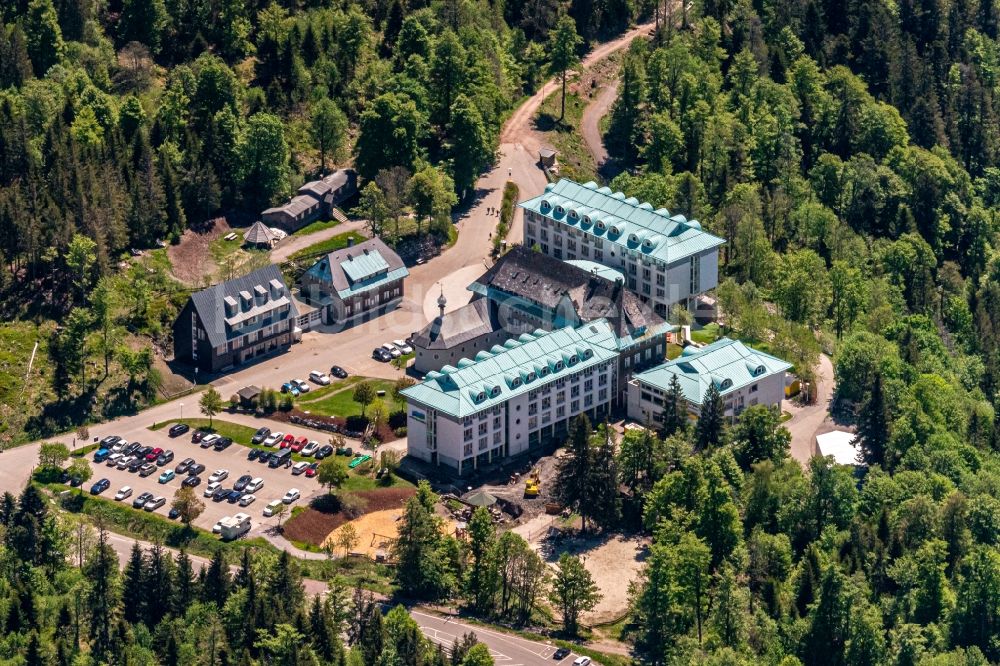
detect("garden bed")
(282, 486), (415, 547)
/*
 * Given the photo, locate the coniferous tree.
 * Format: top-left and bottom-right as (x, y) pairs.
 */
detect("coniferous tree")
(695, 383), (726, 450)
(661, 374), (688, 436)
(202, 551), (230, 607)
(122, 543), (146, 624)
(854, 371), (891, 467)
(589, 426), (621, 530)
(554, 414), (593, 530)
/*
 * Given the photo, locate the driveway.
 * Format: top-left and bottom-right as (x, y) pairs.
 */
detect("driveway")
(785, 354), (834, 465)
(269, 218), (370, 263)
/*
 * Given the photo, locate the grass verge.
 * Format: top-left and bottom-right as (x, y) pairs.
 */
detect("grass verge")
(294, 219), (341, 236)
(297, 379), (398, 419)
(290, 231), (367, 262)
(536, 91), (597, 183)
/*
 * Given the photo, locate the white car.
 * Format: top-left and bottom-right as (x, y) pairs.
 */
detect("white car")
(212, 518), (226, 534)
(111, 441), (127, 454)
(292, 379), (310, 393)
(381, 342), (402, 358)
(291, 461), (309, 475)
(263, 431), (284, 447)
(392, 339), (413, 354)
(301, 441), (320, 457)
(572, 658), (591, 666)
(200, 433), (220, 446)
(245, 477), (264, 493)
(282, 489), (300, 504)
(208, 469), (229, 484)
(309, 370), (331, 386)
(203, 481), (221, 497)
(239, 494), (256, 507)
(116, 455), (135, 470)
(263, 499), (283, 516)
(106, 452), (122, 466)
(114, 486), (132, 501)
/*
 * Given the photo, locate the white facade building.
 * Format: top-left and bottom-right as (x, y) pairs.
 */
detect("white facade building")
(519, 179), (725, 317)
(627, 337), (791, 425)
(402, 321), (620, 475)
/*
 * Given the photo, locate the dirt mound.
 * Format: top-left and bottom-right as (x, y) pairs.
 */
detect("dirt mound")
(167, 217), (230, 286)
(282, 486), (415, 546)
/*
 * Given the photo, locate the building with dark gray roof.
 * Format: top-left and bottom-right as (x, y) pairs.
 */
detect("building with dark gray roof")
(261, 169), (357, 231)
(172, 265), (299, 373)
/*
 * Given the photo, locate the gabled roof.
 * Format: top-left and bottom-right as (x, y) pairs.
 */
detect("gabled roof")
(518, 179), (725, 265)
(471, 245), (668, 341)
(411, 298), (502, 351)
(188, 265), (297, 349)
(402, 321), (620, 418)
(304, 237), (408, 299)
(297, 169), (355, 200)
(244, 221), (277, 245)
(632, 337), (792, 405)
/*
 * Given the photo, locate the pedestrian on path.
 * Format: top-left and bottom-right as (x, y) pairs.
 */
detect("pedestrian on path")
(508, 168), (512, 177)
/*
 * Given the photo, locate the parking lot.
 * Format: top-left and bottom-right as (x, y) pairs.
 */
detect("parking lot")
(84, 426), (328, 535)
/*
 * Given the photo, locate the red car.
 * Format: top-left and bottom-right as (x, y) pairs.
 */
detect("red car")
(279, 434), (295, 449)
(290, 436), (308, 452)
(145, 447), (164, 461)
(304, 463), (319, 478)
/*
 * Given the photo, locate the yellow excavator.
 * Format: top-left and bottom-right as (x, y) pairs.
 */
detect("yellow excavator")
(523, 470), (541, 498)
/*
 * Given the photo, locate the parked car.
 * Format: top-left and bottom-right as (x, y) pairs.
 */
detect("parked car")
(127, 458), (145, 473)
(245, 477), (264, 493)
(392, 339), (413, 354)
(282, 488), (300, 504)
(226, 489), (244, 503)
(114, 486), (132, 501)
(280, 434), (295, 449)
(212, 519), (225, 534)
(372, 347), (392, 362)
(123, 441), (142, 456)
(552, 648), (570, 661)
(280, 382), (300, 397)
(290, 436), (308, 452)
(381, 342), (402, 358)
(203, 482), (221, 498)
(257, 452), (273, 465)
(132, 491), (154, 509)
(145, 447), (164, 461)
(233, 474), (253, 492)
(315, 445), (334, 459)
(301, 440), (320, 457)
(156, 450), (174, 466)
(100, 435), (123, 448)
(105, 452), (122, 466)
(572, 658), (591, 666)
(291, 461), (310, 475)
(168, 507), (181, 520)
(168, 423), (190, 437)
(187, 463), (205, 476)
(263, 431), (283, 447)
(304, 463), (319, 478)
(208, 469), (229, 483)
(139, 463), (157, 477)
(200, 434), (220, 449)
(191, 429), (208, 443)
(248, 448), (262, 461)
(251, 427), (271, 444)
(175, 457), (195, 474)
(263, 500), (283, 517)
(309, 370), (331, 386)
(292, 379), (310, 393)
(182, 475), (201, 488)
(239, 494), (256, 507)
(116, 455), (135, 470)
(111, 440), (128, 454)
(90, 478), (111, 495)
(158, 469), (175, 483)
(330, 365), (348, 379)
(213, 437), (233, 451)
(212, 486), (230, 502)
(144, 496), (166, 512)
(93, 448), (111, 463)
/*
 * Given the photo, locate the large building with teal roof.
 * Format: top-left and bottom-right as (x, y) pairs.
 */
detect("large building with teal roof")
(626, 337), (792, 424)
(519, 179), (725, 317)
(402, 320), (620, 475)
(299, 237), (408, 326)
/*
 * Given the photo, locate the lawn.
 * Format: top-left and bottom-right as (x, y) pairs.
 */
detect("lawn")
(536, 91), (597, 184)
(690, 323), (722, 345)
(0, 320), (55, 448)
(297, 379), (399, 418)
(666, 342), (683, 360)
(289, 231), (366, 262)
(150, 418), (259, 444)
(294, 219), (340, 236)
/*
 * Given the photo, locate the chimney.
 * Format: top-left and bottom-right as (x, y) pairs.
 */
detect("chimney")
(347, 236), (355, 248)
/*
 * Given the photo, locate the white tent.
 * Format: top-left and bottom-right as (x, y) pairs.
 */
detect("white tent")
(815, 430), (864, 466)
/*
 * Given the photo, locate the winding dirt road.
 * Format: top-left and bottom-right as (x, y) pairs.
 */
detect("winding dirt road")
(580, 78), (620, 169)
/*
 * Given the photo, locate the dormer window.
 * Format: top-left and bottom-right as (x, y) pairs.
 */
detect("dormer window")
(527, 372), (536, 382)
(643, 239), (653, 248)
(477, 392), (486, 402)
(721, 379), (733, 390)
(541, 199), (550, 210)
(568, 209), (578, 219)
(583, 349), (594, 359)
(754, 365), (766, 376)
(491, 386), (502, 397)
(540, 367), (550, 377)
(568, 355), (578, 366)
(512, 378), (522, 388)
(555, 205), (565, 214)
(610, 226), (621, 235)
(628, 233), (639, 244)
(554, 361), (564, 371)
(596, 221), (606, 230)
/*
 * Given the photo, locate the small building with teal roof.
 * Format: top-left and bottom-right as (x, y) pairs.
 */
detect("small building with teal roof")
(626, 337), (791, 425)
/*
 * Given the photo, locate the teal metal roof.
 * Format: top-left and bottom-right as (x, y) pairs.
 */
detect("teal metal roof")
(402, 320), (620, 418)
(342, 249), (389, 282)
(519, 179), (725, 265)
(632, 337), (791, 405)
(564, 259), (625, 283)
(336, 267), (408, 299)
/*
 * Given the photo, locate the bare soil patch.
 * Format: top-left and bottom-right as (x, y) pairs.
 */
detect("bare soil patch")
(167, 217), (230, 286)
(282, 486), (415, 546)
